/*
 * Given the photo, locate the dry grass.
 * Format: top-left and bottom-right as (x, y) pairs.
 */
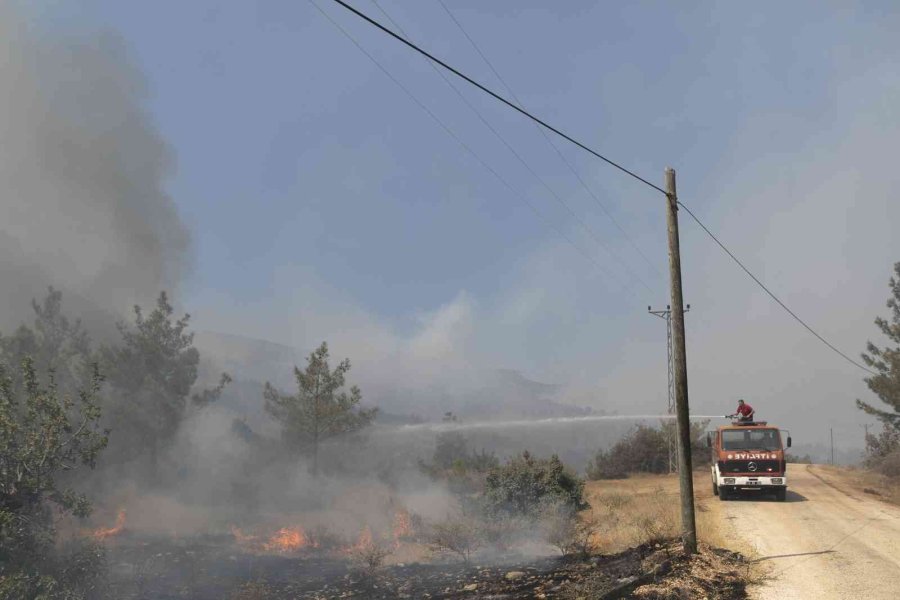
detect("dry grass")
(569, 475), (757, 600)
(583, 471), (752, 557)
(631, 543), (749, 599)
(813, 464), (900, 506)
(561, 540), (750, 600)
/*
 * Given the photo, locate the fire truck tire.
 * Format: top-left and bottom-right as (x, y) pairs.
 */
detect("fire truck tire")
(718, 488), (729, 501)
(775, 487), (787, 502)
(712, 480), (719, 496)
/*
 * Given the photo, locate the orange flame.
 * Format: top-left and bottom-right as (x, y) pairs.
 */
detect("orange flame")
(232, 524), (316, 554)
(92, 509), (126, 540)
(392, 508), (413, 542)
(264, 527), (310, 552)
(230, 526), (257, 546)
(344, 525), (374, 554)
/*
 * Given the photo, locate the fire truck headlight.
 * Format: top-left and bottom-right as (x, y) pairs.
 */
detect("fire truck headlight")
(771, 478), (783, 484)
(724, 478), (735, 485)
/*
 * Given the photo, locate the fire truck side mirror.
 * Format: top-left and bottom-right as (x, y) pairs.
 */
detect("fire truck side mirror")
(787, 436), (792, 448)
(706, 433), (712, 448)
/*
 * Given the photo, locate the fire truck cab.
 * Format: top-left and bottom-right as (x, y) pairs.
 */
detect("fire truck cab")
(708, 421), (791, 501)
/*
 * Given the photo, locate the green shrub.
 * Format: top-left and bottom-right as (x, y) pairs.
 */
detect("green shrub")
(586, 447), (629, 480)
(425, 432), (499, 473)
(482, 452), (585, 518)
(586, 421), (709, 480)
(0, 358), (109, 599)
(419, 432), (499, 494)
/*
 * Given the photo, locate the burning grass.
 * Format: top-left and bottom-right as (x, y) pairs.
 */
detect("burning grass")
(90, 508), (127, 540)
(86, 476), (746, 600)
(88, 472), (751, 598)
(91, 529), (750, 600)
(221, 504), (426, 569)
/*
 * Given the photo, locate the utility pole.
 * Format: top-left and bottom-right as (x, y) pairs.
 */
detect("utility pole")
(648, 303), (690, 473)
(665, 167), (697, 555)
(830, 428), (835, 465)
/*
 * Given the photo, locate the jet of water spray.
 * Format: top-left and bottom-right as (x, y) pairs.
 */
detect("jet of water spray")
(379, 413), (727, 435)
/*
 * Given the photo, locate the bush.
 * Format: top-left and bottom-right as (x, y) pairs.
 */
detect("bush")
(482, 452), (585, 518)
(586, 425), (667, 479)
(864, 425), (900, 472)
(0, 536), (108, 600)
(0, 358), (109, 599)
(346, 528), (393, 571)
(427, 513), (482, 563)
(420, 432), (500, 494)
(586, 421), (709, 480)
(586, 447), (629, 479)
(422, 432), (499, 475)
(878, 448), (900, 478)
(543, 505), (596, 558)
(57, 538), (109, 598)
(785, 453), (813, 464)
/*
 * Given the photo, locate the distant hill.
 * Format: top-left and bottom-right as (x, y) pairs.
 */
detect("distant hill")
(194, 331), (302, 387)
(193, 331), (592, 427)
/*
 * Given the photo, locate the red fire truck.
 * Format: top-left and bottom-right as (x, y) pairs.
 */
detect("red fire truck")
(708, 421), (791, 501)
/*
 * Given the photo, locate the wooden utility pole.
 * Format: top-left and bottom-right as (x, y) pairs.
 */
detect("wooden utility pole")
(831, 428), (835, 465)
(665, 167), (698, 555)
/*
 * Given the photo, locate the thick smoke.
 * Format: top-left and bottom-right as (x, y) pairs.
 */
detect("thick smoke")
(0, 2), (189, 331)
(0, 3), (563, 563)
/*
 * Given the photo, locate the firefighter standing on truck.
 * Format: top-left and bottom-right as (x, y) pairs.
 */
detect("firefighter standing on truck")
(731, 399), (755, 423)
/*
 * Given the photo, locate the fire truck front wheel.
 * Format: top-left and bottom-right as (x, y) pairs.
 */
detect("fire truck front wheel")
(774, 487), (787, 502)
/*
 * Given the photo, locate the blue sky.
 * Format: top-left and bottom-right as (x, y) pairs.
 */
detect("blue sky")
(8, 1), (900, 445)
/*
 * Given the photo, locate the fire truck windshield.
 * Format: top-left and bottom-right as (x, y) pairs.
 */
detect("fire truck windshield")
(721, 429), (781, 451)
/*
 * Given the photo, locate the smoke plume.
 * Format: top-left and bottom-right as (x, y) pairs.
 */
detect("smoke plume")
(0, 1), (189, 331)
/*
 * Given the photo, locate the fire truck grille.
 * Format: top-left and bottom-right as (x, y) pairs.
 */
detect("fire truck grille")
(720, 460), (781, 473)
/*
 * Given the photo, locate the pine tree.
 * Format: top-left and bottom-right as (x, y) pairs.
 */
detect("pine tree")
(101, 292), (229, 480)
(264, 342), (376, 474)
(857, 262), (900, 429)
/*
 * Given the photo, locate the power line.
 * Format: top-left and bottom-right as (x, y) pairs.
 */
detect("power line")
(676, 202), (876, 376)
(434, 0), (662, 278)
(325, 0), (873, 377)
(328, 0), (667, 195)
(367, 0), (653, 295)
(307, 0), (637, 299)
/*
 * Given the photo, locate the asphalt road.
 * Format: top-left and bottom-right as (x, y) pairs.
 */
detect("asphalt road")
(714, 464), (900, 600)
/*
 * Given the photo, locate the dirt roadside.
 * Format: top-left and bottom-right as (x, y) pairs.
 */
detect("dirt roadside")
(708, 463), (900, 600)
